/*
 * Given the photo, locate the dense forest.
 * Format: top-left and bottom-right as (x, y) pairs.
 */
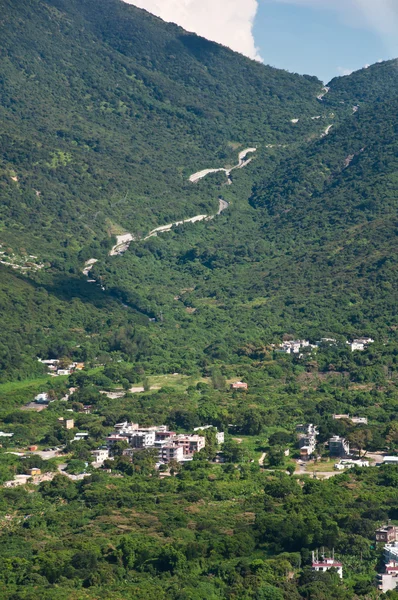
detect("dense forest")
(1, 0), (398, 598)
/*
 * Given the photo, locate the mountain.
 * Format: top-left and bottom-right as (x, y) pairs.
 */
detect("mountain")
(0, 0), (326, 263)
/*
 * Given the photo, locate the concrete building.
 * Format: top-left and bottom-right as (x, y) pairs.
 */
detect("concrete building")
(384, 542), (398, 564)
(91, 449), (109, 463)
(332, 414), (368, 425)
(130, 431), (156, 449)
(376, 526), (398, 544)
(193, 425), (225, 445)
(65, 419), (74, 430)
(329, 436), (350, 458)
(312, 552), (343, 578)
(349, 337), (374, 352)
(174, 435), (206, 456)
(35, 393), (49, 404)
(230, 381), (248, 390)
(160, 445), (184, 463)
(383, 456), (398, 466)
(377, 568), (398, 593)
(297, 424), (319, 459)
(27, 468), (41, 476)
(72, 432), (89, 442)
(334, 459), (369, 470)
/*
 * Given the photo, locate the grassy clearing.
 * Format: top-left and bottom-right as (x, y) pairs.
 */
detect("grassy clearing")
(147, 374), (209, 391)
(305, 459), (337, 472)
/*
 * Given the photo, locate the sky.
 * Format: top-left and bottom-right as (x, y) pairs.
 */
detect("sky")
(123, 0), (398, 82)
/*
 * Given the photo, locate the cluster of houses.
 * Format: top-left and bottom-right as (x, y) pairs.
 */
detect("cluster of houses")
(278, 336), (375, 354)
(38, 358), (85, 377)
(376, 525), (398, 593)
(103, 422), (224, 465)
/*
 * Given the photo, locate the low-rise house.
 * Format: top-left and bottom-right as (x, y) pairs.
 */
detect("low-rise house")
(334, 459), (369, 470)
(376, 526), (398, 544)
(194, 425), (225, 445)
(27, 468), (41, 476)
(160, 445), (184, 463)
(312, 552), (343, 578)
(72, 432), (89, 442)
(279, 340), (312, 354)
(57, 369), (72, 376)
(35, 393), (49, 404)
(91, 449), (109, 463)
(230, 381), (248, 390)
(349, 337), (375, 352)
(384, 542), (398, 563)
(383, 456), (398, 466)
(377, 563), (398, 593)
(0, 432), (14, 438)
(329, 436), (350, 458)
(174, 435), (206, 456)
(332, 414), (368, 425)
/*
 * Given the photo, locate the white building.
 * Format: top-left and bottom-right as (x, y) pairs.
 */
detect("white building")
(297, 424), (319, 459)
(35, 392), (49, 403)
(91, 449), (109, 463)
(130, 431), (156, 449)
(279, 340), (308, 354)
(332, 414), (368, 425)
(349, 337), (374, 352)
(377, 569), (398, 594)
(193, 425), (224, 445)
(174, 435), (206, 456)
(312, 553), (343, 578)
(329, 436), (350, 457)
(72, 432), (89, 442)
(384, 543), (398, 563)
(0, 432), (14, 438)
(334, 459), (369, 470)
(160, 445), (184, 463)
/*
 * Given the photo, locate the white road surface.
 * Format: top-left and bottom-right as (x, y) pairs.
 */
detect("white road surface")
(189, 147), (257, 183)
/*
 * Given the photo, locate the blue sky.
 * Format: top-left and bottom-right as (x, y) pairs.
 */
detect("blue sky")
(127, 0), (398, 83)
(254, 2), (395, 82)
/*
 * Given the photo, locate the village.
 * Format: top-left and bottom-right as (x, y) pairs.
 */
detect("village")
(0, 337), (396, 594)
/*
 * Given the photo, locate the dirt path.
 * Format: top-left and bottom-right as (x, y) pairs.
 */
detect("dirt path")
(258, 452), (266, 466)
(321, 124), (333, 138)
(109, 233), (134, 256)
(105, 148), (251, 255)
(82, 258), (98, 276)
(317, 86), (330, 101)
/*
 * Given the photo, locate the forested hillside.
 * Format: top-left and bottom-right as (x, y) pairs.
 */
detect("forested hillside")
(2, 2), (398, 599)
(0, 0), (398, 377)
(0, 0), (325, 261)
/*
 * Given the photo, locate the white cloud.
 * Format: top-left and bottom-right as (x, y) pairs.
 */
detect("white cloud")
(123, 0), (262, 61)
(337, 67), (353, 76)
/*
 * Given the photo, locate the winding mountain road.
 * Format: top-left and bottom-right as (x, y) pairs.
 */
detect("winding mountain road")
(105, 147), (255, 254)
(189, 147), (257, 184)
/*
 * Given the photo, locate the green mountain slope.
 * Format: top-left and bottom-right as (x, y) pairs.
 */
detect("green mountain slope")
(0, 0), (326, 263)
(1, 0), (398, 379)
(89, 76), (398, 368)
